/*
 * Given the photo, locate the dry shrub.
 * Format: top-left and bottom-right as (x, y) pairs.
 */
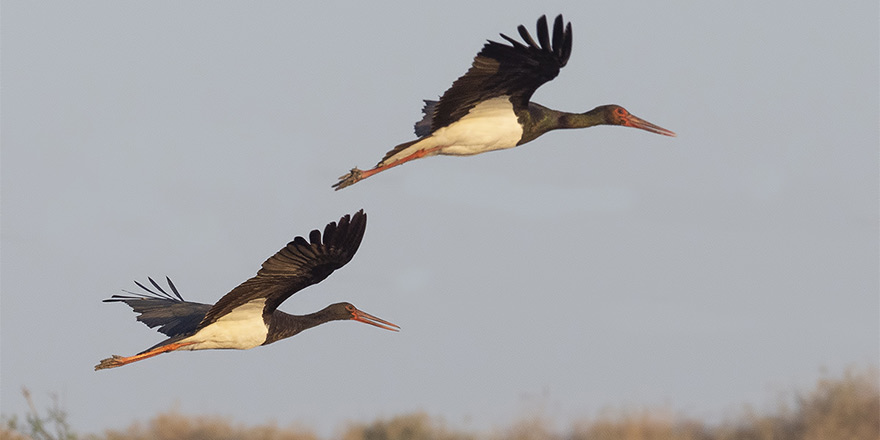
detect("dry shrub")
(490, 415), (558, 440)
(799, 366), (879, 440)
(717, 365), (879, 440)
(4, 365), (877, 440)
(0, 426), (34, 440)
(570, 408), (709, 440)
(340, 412), (473, 440)
(1, 388), (77, 440)
(101, 410), (316, 440)
(569, 366), (878, 440)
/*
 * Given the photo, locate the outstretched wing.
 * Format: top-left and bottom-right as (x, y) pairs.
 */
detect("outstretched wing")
(422, 15), (572, 135)
(196, 210), (367, 330)
(104, 277), (212, 337)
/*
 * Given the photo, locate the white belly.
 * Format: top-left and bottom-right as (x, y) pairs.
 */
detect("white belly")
(179, 298), (268, 350)
(433, 96), (523, 156)
(382, 96), (523, 164)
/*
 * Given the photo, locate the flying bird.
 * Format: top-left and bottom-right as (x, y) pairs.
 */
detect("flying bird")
(333, 14), (675, 190)
(95, 210), (398, 370)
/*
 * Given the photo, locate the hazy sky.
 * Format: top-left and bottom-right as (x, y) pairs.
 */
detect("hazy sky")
(2, 1), (877, 436)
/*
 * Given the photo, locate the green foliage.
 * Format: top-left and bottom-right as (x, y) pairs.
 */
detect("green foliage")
(3, 366), (878, 440)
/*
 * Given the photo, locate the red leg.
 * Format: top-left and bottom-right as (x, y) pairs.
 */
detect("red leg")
(94, 341), (197, 371)
(333, 146), (442, 190)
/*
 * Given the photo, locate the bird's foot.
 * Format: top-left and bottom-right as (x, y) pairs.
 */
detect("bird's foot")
(94, 355), (125, 371)
(332, 168), (364, 191)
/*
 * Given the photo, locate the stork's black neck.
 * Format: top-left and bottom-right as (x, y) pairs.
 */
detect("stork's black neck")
(517, 103), (612, 145)
(263, 307), (342, 345)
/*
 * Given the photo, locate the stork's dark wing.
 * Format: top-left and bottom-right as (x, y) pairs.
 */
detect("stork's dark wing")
(104, 277), (212, 337)
(196, 210), (367, 329)
(422, 15), (572, 135)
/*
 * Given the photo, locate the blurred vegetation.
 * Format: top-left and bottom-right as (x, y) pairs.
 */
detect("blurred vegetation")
(1, 388), (76, 440)
(3, 366), (877, 440)
(98, 411), (318, 440)
(341, 413), (473, 440)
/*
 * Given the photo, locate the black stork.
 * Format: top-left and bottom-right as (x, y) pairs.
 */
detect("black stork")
(95, 210), (398, 370)
(333, 14), (675, 190)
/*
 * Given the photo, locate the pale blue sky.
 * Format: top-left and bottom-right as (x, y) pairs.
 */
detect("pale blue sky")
(2, 1), (877, 436)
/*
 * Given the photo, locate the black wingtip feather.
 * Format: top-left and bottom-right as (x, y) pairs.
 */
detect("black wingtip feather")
(552, 15), (564, 57)
(293, 235), (310, 248)
(104, 277), (188, 303)
(292, 211), (364, 259)
(165, 276), (184, 301)
(148, 277), (175, 300)
(536, 16), (550, 51)
(498, 33), (526, 50)
(133, 279), (157, 296)
(323, 219), (338, 244)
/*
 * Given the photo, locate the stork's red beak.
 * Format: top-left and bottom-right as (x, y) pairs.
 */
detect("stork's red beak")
(622, 113), (676, 137)
(352, 308), (400, 332)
